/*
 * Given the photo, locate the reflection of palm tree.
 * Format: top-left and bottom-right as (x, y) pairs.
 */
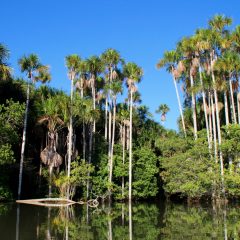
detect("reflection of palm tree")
(18, 54), (50, 199)
(156, 104), (170, 122)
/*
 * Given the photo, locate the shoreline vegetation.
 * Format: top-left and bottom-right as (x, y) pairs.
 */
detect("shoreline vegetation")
(1, 14), (240, 204)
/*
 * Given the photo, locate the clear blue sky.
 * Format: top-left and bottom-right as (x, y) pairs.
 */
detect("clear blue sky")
(2, 0), (240, 130)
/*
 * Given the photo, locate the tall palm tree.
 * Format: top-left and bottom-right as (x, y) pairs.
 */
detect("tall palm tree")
(207, 15), (232, 196)
(156, 104), (170, 122)
(101, 49), (123, 194)
(65, 54), (81, 187)
(0, 43), (11, 80)
(123, 62), (143, 201)
(177, 37), (198, 139)
(157, 50), (187, 137)
(18, 54), (50, 199)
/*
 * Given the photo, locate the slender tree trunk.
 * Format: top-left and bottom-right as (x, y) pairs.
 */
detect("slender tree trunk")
(108, 100), (112, 192)
(109, 97), (116, 187)
(18, 77), (31, 199)
(49, 165), (53, 197)
(199, 67), (210, 148)
(83, 122), (86, 160)
(92, 77), (96, 133)
(129, 90), (133, 201)
(211, 93), (218, 162)
(122, 123), (125, 199)
(224, 91), (229, 126)
(210, 55), (225, 196)
(87, 123), (93, 199)
(190, 73), (198, 140)
(67, 76), (74, 198)
(229, 77), (237, 124)
(172, 75), (186, 137)
(105, 98), (108, 140)
(208, 92), (213, 149)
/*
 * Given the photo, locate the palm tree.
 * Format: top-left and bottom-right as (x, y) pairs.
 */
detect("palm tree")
(0, 43), (11, 80)
(207, 15), (232, 196)
(156, 104), (170, 122)
(123, 62), (143, 201)
(157, 50), (187, 137)
(38, 96), (64, 196)
(18, 54), (50, 199)
(177, 37), (198, 139)
(101, 49), (123, 194)
(65, 54), (81, 188)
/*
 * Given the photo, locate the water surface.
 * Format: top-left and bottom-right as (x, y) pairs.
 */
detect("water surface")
(0, 201), (239, 239)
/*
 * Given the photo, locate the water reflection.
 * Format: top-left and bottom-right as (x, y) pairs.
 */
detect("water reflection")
(2, 202), (240, 239)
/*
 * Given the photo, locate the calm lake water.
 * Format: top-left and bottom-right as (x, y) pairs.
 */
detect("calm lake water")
(0, 201), (239, 239)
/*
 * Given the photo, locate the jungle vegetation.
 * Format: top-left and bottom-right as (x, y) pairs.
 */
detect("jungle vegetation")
(1, 14), (240, 202)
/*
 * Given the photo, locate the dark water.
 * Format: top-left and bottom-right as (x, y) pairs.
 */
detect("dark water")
(0, 201), (239, 239)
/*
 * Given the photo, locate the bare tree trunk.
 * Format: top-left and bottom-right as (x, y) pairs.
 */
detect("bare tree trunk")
(67, 77), (74, 198)
(49, 165), (53, 197)
(129, 90), (133, 201)
(172, 75), (186, 137)
(224, 91), (229, 126)
(122, 124), (125, 199)
(210, 54), (225, 196)
(199, 67), (210, 149)
(109, 97), (116, 187)
(229, 77), (237, 124)
(105, 98), (108, 140)
(208, 92), (213, 150)
(87, 123), (93, 199)
(211, 93), (218, 162)
(18, 77), (31, 199)
(190, 73), (198, 140)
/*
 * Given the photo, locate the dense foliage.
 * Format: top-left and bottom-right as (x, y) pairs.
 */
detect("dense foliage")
(1, 14), (240, 202)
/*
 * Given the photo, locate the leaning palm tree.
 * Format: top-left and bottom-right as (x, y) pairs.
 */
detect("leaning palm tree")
(18, 54), (50, 199)
(157, 50), (187, 137)
(65, 54), (81, 186)
(123, 62), (143, 201)
(0, 43), (11, 80)
(156, 104), (170, 122)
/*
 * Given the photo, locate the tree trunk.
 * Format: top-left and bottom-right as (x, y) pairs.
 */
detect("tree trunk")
(87, 123), (93, 199)
(210, 55), (225, 196)
(109, 97), (116, 188)
(83, 122), (86, 160)
(18, 77), (31, 199)
(190, 73), (198, 140)
(129, 89), (133, 201)
(105, 98), (108, 140)
(229, 77), (237, 124)
(172, 75), (186, 137)
(122, 123), (125, 199)
(199, 67), (210, 149)
(224, 91), (229, 126)
(67, 76), (74, 198)
(211, 93), (218, 162)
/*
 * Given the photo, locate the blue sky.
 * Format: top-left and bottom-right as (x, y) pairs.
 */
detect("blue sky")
(2, 0), (240, 130)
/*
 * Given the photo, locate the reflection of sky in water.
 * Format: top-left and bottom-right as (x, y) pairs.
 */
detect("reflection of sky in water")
(0, 202), (236, 240)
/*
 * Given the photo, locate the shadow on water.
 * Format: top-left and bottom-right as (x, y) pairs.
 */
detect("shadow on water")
(1, 201), (240, 239)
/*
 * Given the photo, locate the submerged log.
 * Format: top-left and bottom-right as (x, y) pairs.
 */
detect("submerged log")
(16, 198), (99, 207)
(16, 198), (75, 207)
